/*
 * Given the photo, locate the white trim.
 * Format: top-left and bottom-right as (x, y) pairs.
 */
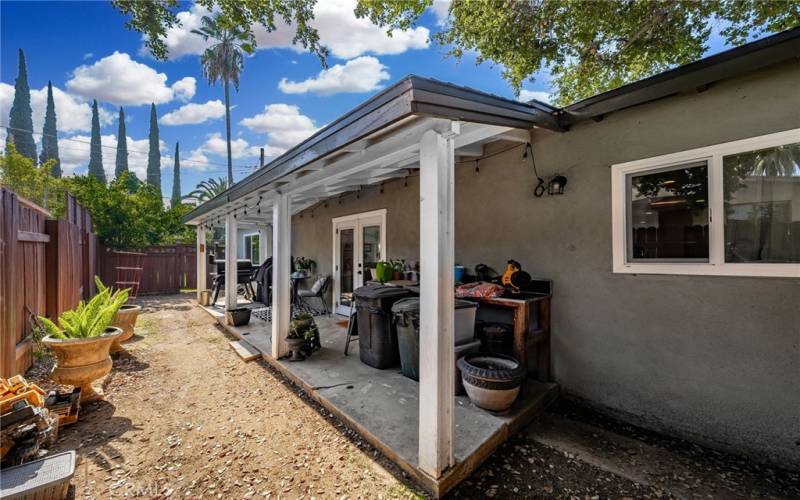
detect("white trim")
(331, 209), (388, 315)
(611, 128), (800, 278)
(272, 193), (291, 358)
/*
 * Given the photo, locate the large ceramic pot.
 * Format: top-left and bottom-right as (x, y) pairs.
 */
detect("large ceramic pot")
(110, 304), (142, 353)
(285, 337), (306, 362)
(42, 327), (123, 403)
(457, 353), (525, 412)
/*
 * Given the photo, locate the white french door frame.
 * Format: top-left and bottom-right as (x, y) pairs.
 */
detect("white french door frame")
(331, 209), (387, 315)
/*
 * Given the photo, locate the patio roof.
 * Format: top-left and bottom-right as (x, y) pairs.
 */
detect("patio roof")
(182, 75), (561, 226)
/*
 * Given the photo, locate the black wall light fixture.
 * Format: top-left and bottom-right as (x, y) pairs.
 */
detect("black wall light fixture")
(525, 142), (568, 197)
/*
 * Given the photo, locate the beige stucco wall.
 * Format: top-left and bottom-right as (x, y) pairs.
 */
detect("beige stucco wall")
(292, 60), (800, 467)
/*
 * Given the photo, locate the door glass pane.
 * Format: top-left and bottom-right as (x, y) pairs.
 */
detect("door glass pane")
(362, 225), (381, 282)
(723, 142), (800, 263)
(251, 234), (260, 265)
(627, 161), (709, 261)
(339, 228), (354, 307)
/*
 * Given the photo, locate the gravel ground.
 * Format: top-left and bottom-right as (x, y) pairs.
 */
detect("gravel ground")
(26, 293), (799, 499)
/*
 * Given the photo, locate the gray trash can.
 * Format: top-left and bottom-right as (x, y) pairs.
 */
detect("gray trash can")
(353, 284), (411, 368)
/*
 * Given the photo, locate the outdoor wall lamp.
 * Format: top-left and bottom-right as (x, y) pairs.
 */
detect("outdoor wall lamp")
(547, 175), (568, 195)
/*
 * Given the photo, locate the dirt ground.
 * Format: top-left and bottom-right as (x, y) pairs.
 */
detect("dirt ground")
(27, 293), (799, 499)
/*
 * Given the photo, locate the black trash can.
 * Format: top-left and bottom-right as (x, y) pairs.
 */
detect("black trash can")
(354, 284), (411, 369)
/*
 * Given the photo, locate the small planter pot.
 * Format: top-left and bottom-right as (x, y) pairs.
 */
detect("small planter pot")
(110, 304), (142, 353)
(42, 327), (123, 403)
(285, 337), (306, 361)
(225, 307), (251, 327)
(457, 353), (525, 412)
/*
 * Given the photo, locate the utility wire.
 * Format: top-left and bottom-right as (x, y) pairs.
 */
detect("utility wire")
(1, 124), (261, 172)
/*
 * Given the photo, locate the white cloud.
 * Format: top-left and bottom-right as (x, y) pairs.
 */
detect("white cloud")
(156, 0), (428, 60)
(518, 89), (552, 104)
(194, 132), (252, 160)
(240, 103), (318, 155)
(171, 77), (196, 101)
(161, 100), (225, 125)
(430, 0), (451, 26)
(66, 52), (196, 106)
(58, 134), (168, 180)
(278, 56), (389, 96)
(1, 82), (113, 136)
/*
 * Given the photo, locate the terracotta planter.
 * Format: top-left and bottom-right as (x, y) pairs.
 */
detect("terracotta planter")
(457, 353), (525, 412)
(110, 304), (142, 353)
(42, 327), (123, 403)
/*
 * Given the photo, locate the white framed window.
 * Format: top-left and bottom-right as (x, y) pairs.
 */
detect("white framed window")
(611, 129), (800, 278)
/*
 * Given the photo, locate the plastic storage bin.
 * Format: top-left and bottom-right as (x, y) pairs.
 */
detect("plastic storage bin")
(393, 298), (480, 390)
(353, 284), (411, 368)
(1, 450), (75, 500)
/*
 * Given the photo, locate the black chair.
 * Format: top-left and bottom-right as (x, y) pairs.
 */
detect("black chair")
(297, 275), (331, 314)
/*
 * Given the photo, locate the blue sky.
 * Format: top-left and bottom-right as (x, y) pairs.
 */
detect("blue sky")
(1, 1), (737, 200)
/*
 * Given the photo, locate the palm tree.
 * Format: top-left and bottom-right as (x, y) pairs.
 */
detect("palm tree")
(192, 15), (252, 188)
(184, 177), (228, 203)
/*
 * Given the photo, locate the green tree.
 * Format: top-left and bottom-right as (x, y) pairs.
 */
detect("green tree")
(355, 0), (800, 104)
(184, 176), (227, 203)
(111, 0), (326, 62)
(146, 103), (161, 193)
(192, 15), (250, 187)
(7, 49), (37, 162)
(115, 107), (129, 178)
(171, 141), (181, 207)
(1, 143), (63, 213)
(87, 99), (106, 183)
(39, 81), (61, 177)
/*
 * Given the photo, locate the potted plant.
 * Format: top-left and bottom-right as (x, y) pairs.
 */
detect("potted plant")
(294, 257), (316, 276)
(95, 277), (141, 353)
(38, 286), (128, 403)
(286, 313), (320, 361)
(375, 261), (394, 283)
(390, 259), (405, 281)
(457, 353), (525, 413)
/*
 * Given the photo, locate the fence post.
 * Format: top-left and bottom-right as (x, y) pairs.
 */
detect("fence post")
(1, 189), (20, 377)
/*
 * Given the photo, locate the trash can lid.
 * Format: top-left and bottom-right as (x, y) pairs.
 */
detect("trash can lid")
(391, 297), (420, 313)
(353, 284), (410, 299)
(391, 297), (477, 313)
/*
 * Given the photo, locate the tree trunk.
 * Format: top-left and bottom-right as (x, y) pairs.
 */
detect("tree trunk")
(224, 78), (233, 187)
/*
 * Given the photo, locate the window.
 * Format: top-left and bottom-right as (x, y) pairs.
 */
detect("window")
(243, 233), (260, 265)
(612, 129), (799, 277)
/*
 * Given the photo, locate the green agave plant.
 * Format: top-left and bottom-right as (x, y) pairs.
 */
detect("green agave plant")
(38, 277), (130, 339)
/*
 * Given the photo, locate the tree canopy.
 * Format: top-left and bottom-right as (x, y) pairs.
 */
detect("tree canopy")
(87, 99), (106, 183)
(146, 103), (161, 194)
(355, 0), (800, 104)
(39, 81), (61, 177)
(7, 49), (37, 162)
(111, 0), (327, 63)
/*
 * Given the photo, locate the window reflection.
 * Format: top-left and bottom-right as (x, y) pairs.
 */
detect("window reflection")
(723, 143), (800, 263)
(628, 162), (709, 261)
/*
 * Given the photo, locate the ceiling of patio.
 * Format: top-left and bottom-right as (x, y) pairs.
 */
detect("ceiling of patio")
(193, 115), (529, 228)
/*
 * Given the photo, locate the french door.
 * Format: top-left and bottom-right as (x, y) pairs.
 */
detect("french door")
(332, 209), (386, 315)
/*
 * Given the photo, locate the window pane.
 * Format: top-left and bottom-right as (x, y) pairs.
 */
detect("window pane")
(723, 142), (800, 263)
(627, 162), (709, 261)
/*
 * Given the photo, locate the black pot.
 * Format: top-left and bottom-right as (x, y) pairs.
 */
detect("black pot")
(479, 323), (513, 355)
(225, 307), (251, 326)
(457, 353), (525, 412)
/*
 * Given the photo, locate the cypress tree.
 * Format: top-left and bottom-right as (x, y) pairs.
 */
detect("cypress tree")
(7, 49), (37, 162)
(115, 107), (129, 178)
(171, 142), (181, 207)
(87, 99), (106, 183)
(146, 103), (161, 194)
(39, 81), (61, 176)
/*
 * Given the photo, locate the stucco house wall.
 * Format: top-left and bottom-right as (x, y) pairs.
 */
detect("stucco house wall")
(291, 61), (800, 466)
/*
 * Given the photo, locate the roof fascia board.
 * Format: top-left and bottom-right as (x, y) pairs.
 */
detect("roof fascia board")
(563, 28), (800, 124)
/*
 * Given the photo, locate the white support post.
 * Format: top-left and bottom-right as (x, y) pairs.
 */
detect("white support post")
(224, 213), (238, 310)
(258, 224), (272, 265)
(196, 225), (207, 303)
(418, 123), (458, 478)
(271, 193), (291, 358)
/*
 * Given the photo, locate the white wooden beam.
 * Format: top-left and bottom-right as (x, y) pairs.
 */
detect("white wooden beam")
(259, 224), (271, 264)
(418, 123), (458, 478)
(196, 225), (207, 302)
(271, 193), (291, 358)
(224, 213), (238, 310)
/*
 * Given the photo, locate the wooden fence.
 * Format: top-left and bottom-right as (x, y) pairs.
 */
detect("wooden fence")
(0, 189), (96, 377)
(98, 244), (197, 295)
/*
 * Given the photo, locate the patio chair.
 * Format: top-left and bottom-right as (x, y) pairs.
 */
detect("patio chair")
(297, 275), (331, 315)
